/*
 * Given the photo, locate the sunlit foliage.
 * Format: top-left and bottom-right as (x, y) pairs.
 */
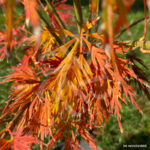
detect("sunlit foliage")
(0, 0), (149, 149)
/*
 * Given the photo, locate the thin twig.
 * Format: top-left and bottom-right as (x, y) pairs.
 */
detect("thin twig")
(73, 0), (83, 33)
(37, 10), (63, 45)
(45, 0), (66, 29)
(116, 16), (150, 38)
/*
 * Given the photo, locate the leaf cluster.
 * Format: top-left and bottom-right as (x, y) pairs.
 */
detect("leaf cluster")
(0, 0), (149, 149)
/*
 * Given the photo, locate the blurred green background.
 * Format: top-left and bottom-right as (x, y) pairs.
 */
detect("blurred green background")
(0, 1), (150, 150)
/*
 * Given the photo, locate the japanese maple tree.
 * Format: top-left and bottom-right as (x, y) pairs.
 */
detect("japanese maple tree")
(0, 0), (150, 149)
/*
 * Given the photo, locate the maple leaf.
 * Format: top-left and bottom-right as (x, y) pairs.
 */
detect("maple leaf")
(0, 128), (42, 150)
(83, 27), (149, 132)
(0, 25), (29, 61)
(0, 64), (52, 145)
(0, 52), (41, 126)
(12, 128), (42, 150)
(0, 138), (12, 150)
(79, 128), (98, 150)
(46, 125), (66, 150)
(0, 1), (150, 149)
(49, 0), (75, 28)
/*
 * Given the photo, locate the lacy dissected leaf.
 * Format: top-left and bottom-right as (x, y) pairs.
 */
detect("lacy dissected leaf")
(45, 40), (85, 116)
(40, 28), (56, 56)
(39, 91), (53, 141)
(0, 138), (12, 150)
(77, 55), (93, 87)
(12, 128), (41, 150)
(127, 55), (150, 99)
(0, 56), (53, 142)
(0, 128), (41, 150)
(39, 38), (92, 128)
(79, 128), (98, 150)
(2, 59), (40, 83)
(0, 1), (150, 149)
(43, 17), (149, 135)
(0, 55), (41, 127)
(50, 0), (75, 28)
(84, 34), (149, 131)
(0, 26), (28, 61)
(40, 28), (76, 59)
(46, 125), (66, 150)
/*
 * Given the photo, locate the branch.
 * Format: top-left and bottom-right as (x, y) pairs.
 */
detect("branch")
(1, 103), (30, 138)
(116, 16), (150, 38)
(73, 0), (83, 33)
(45, 0), (66, 29)
(37, 10), (63, 45)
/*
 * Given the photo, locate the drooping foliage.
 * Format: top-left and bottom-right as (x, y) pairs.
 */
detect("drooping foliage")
(0, 0), (150, 149)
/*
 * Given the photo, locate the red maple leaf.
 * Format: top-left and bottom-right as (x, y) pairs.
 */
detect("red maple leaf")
(50, 0), (76, 28)
(0, 26), (28, 61)
(12, 128), (42, 150)
(0, 128), (42, 150)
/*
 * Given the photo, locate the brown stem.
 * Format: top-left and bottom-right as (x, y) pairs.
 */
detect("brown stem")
(37, 10), (63, 45)
(116, 16), (150, 38)
(73, 0), (83, 33)
(45, 0), (66, 29)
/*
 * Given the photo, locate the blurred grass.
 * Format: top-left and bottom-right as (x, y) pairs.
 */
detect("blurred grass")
(0, 1), (150, 150)
(0, 5), (24, 108)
